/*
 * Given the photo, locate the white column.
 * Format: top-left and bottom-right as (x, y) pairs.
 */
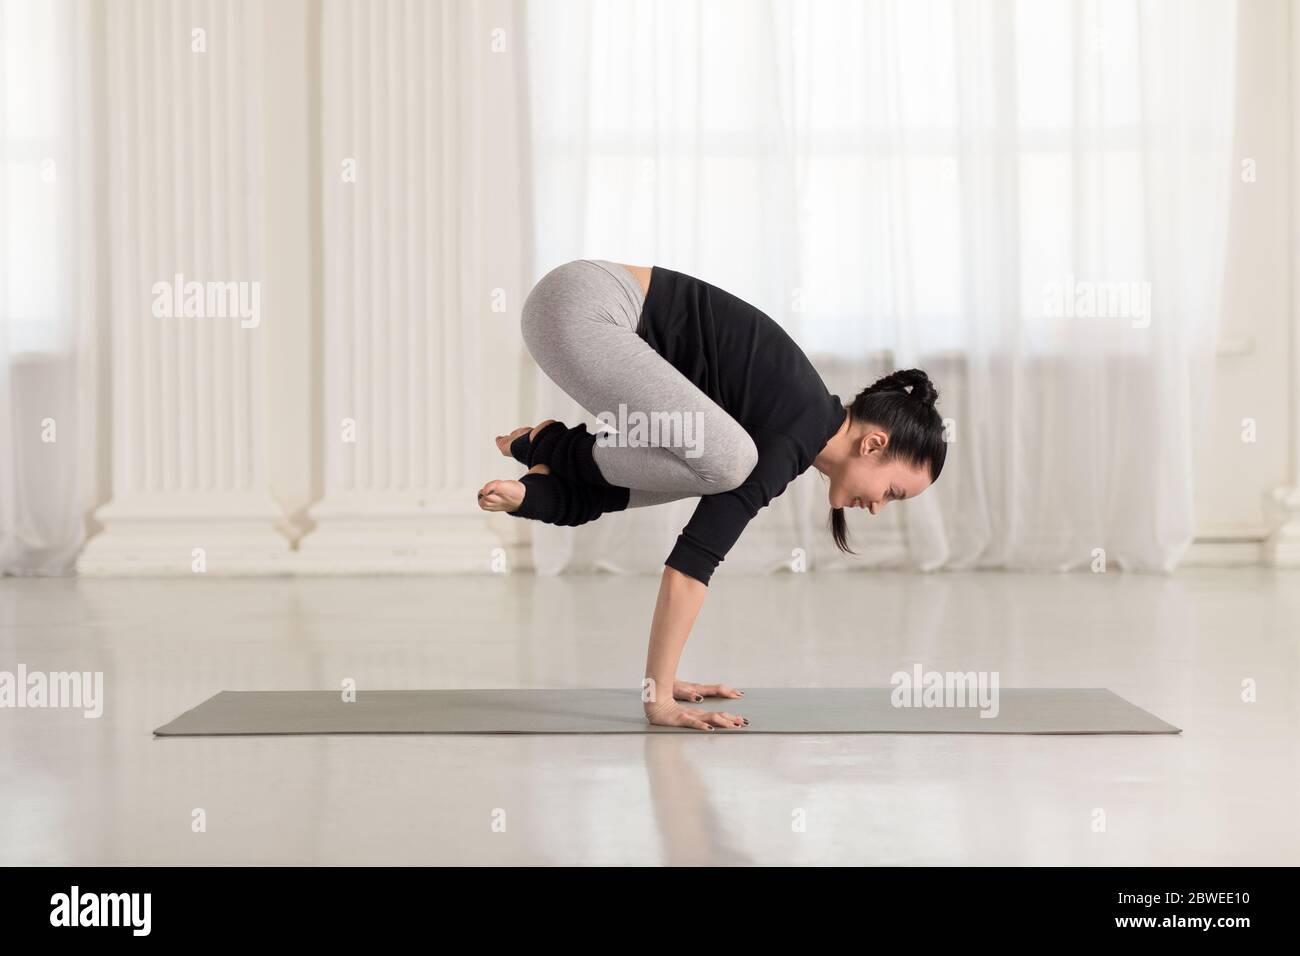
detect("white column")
(78, 0), (289, 575)
(1262, 3), (1300, 566)
(1260, 3), (1300, 565)
(296, 0), (530, 573)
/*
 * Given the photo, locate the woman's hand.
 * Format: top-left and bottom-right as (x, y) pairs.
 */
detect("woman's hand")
(673, 680), (744, 704)
(644, 698), (748, 731)
(642, 568), (749, 730)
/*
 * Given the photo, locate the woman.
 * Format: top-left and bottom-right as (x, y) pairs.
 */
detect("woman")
(478, 259), (946, 731)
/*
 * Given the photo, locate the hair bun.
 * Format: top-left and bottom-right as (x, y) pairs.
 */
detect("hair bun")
(869, 368), (938, 408)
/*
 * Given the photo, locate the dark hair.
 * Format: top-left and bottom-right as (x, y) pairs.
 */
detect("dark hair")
(829, 368), (946, 554)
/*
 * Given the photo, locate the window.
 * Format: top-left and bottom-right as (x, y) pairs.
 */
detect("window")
(525, 0), (1231, 359)
(2, 0), (74, 355)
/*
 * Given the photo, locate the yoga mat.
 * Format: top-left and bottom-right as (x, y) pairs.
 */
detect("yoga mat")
(153, 688), (1181, 736)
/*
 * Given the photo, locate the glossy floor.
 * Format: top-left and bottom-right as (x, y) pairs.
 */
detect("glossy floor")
(1, 569), (1296, 865)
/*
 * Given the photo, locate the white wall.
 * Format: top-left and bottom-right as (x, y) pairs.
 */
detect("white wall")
(1190, 0), (1299, 563)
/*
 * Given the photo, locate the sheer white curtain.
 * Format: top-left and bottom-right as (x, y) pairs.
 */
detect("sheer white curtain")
(0, 0), (103, 574)
(522, 0), (1237, 577)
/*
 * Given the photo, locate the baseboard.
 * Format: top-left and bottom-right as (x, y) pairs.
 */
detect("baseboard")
(1182, 537), (1264, 566)
(71, 519), (1278, 575)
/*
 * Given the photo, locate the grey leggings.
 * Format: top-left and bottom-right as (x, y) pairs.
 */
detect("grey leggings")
(520, 259), (758, 507)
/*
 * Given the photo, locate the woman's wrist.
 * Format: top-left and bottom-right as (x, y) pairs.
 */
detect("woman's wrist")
(642, 697), (677, 721)
(642, 675), (676, 711)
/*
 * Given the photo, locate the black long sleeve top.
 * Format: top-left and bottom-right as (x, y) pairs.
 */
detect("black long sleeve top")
(638, 265), (845, 585)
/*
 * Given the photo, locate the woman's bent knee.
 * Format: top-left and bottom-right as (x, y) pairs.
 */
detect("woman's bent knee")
(711, 432), (758, 492)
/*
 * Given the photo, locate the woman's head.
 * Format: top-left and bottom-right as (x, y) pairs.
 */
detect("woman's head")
(825, 368), (946, 553)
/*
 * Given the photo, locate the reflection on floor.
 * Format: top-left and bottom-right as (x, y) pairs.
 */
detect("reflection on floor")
(1, 568), (1296, 865)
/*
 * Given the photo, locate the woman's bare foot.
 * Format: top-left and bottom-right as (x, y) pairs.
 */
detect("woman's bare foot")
(477, 464), (550, 512)
(494, 427), (529, 457)
(494, 420), (557, 458)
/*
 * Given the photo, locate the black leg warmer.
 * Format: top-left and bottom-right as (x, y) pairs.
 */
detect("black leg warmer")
(506, 471), (630, 527)
(509, 421), (614, 487)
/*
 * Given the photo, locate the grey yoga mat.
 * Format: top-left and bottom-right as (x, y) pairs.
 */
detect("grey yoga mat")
(153, 687), (1181, 736)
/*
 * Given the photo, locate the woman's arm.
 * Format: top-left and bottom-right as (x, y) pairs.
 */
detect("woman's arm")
(644, 566), (707, 704)
(642, 566), (746, 731)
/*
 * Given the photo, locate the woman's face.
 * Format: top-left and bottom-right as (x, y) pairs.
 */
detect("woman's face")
(827, 429), (932, 514)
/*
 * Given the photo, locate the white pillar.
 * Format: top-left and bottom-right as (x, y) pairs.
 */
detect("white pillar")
(296, 0), (530, 573)
(1262, 1), (1300, 566)
(78, 0), (289, 575)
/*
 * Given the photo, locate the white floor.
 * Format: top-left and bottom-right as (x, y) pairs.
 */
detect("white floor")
(1, 568), (1296, 866)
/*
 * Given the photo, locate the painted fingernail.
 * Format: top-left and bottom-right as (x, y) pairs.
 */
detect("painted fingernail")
(694, 695), (703, 702)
